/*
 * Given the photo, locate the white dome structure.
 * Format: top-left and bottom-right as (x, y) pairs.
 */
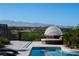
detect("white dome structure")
(44, 26), (63, 36)
(41, 26), (63, 44)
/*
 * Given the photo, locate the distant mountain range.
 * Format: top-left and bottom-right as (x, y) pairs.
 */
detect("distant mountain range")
(0, 20), (74, 28)
(0, 20), (51, 27)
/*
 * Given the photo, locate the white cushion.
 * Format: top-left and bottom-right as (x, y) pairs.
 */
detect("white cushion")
(41, 39), (62, 41)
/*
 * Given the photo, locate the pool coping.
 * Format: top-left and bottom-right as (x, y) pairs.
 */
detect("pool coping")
(61, 46), (79, 53)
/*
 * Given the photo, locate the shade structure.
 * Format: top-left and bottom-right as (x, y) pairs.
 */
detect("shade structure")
(44, 26), (63, 36)
(41, 26), (63, 44)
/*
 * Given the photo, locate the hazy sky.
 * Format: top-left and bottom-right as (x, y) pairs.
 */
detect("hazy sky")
(0, 3), (79, 26)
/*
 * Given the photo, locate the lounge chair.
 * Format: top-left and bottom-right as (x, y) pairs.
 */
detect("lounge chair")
(0, 48), (19, 56)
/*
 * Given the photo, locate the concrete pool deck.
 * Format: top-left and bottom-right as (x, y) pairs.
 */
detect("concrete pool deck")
(5, 41), (63, 56)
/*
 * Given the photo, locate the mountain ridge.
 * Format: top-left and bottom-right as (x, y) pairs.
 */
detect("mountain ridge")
(0, 20), (73, 28)
(0, 20), (50, 27)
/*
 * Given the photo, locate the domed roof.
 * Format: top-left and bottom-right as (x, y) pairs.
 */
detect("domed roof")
(44, 26), (63, 36)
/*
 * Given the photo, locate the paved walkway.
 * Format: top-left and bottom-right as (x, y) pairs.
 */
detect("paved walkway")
(5, 41), (31, 56)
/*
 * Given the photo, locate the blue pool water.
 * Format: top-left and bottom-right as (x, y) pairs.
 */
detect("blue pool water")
(29, 47), (79, 56)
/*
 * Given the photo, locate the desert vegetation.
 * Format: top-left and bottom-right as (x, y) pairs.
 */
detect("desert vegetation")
(63, 25), (79, 49)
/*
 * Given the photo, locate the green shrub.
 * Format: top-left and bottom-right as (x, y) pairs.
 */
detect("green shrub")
(63, 26), (79, 49)
(0, 41), (4, 48)
(0, 37), (10, 44)
(0, 37), (5, 48)
(0, 36), (10, 48)
(20, 32), (43, 41)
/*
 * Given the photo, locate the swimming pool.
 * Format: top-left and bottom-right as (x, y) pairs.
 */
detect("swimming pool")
(29, 47), (79, 56)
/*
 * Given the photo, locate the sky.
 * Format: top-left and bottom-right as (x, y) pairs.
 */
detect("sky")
(0, 3), (79, 26)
